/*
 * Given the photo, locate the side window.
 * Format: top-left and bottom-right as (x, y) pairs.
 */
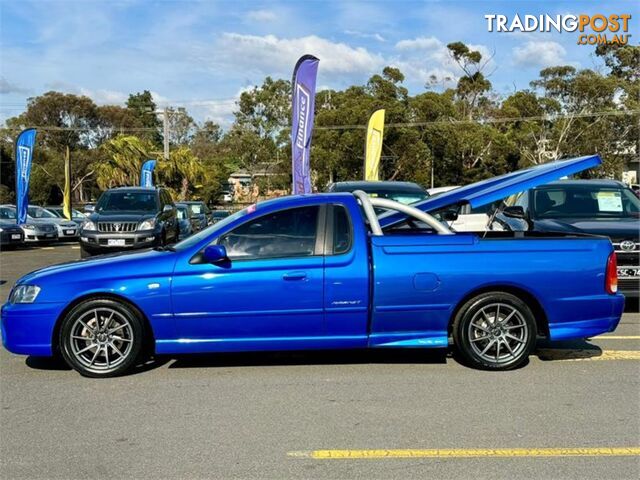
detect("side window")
(514, 192), (528, 208)
(332, 206), (352, 255)
(218, 206), (320, 260)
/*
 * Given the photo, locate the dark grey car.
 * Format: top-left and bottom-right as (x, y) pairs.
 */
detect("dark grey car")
(79, 187), (179, 257)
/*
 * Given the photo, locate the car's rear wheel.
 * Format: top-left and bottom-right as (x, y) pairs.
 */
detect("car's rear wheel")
(452, 292), (536, 370)
(59, 299), (144, 377)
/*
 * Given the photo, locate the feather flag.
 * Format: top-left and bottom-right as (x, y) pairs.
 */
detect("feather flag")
(291, 55), (319, 194)
(63, 146), (72, 220)
(364, 109), (385, 181)
(15, 128), (37, 225)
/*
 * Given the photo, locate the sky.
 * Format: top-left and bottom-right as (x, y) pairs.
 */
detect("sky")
(0, 0), (638, 126)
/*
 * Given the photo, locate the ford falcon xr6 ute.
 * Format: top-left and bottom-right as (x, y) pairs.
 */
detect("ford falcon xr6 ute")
(1, 156), (624, 377)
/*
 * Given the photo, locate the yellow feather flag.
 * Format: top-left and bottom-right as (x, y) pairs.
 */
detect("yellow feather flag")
(63, 146), (72, 220)
(364, 109), (385, 181)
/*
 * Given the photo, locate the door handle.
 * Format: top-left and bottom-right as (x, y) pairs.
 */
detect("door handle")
(282, 271), (307, 281)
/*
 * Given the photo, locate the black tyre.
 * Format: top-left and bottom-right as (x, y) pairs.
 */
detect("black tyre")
(452, 292), (536, 371)
(59, 298), (144, 378)
(80, 246), (92, 258)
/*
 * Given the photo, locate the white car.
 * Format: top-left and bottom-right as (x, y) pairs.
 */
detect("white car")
(28, 205), (79, 240)
(428, 186), (500, 232)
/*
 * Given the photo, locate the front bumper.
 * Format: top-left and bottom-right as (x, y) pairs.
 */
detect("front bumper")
(56, 225), (79, 240)
(0, 230), (24, 246)
(1, 301), (67, 356)
(80, 230), (160, 252)
(22, 230), (58, 242)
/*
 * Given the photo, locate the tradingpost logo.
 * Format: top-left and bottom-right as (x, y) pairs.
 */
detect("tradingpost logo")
(485, 14), (633, 46)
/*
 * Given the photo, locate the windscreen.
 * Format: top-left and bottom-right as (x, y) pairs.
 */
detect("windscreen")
(28, 207), (57, 218)
(96, 192), (158, 213)
(533, 186), (640, 219)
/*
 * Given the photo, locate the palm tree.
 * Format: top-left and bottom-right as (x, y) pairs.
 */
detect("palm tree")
(95, 135), (154, 189)
(157, 147), (205, 200)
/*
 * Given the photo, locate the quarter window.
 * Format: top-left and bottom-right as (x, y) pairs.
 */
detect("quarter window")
(332, 206), (352, 255)
(218, 206), (320, 260)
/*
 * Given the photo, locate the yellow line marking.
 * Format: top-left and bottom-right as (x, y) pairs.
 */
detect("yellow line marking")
(71, 246), (80, 249)
(581, 350), (640, 361)
(536, 349), (640, 361)
(597, 336), (640, 340)
(289, 447), (640, 459)
(41, 247), (55, 250)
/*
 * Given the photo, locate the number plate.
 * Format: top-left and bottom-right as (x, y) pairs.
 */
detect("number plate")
(107, 239), (126, 246)
(64, 229), (75, 235)
(11, 234), (21, 240)
(618, 267), (640, 278)
(45, 234), (55, 238)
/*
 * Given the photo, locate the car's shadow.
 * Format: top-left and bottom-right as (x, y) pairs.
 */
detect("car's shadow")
(534, 338), (604, 361)
(24, 339), (606, 375)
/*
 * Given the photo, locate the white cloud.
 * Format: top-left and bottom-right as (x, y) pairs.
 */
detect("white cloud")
(344, 30), (385, 42)
(216, 33), (385, 75)
(395, 36), (442, 51)
(79, 88), (128, 105)
(245, 9), (277, 22)
(512, 41), (567, 68)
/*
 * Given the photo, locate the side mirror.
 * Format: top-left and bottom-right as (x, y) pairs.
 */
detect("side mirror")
(163, 204), (175, 213)
(203, 245), (228, 264)
(442, 209), (459, 222)
(503, 206), (526, 219)
(84, 205), (94, 213)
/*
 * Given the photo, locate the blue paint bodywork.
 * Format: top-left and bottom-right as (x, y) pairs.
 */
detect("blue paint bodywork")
(1, 157), (625, 358)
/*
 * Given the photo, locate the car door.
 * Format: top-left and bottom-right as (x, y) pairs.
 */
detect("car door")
(171, 204), (326, 351)
(322, 204), (369, 347)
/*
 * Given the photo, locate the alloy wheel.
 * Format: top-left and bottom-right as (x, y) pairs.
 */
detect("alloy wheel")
(467, 302), (529, 364)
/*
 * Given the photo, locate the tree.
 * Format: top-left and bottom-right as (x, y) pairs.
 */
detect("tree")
(95, 135), (152, 189)
(126, 90), (162, 145)
(446, 42), (494, 119)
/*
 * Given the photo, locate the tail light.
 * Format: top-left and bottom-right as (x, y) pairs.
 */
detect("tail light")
(605, 252), (618, 294)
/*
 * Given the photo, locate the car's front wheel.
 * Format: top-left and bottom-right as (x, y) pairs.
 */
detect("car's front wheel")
(59, 298), (144, 377)
(452, 292), (536, 370)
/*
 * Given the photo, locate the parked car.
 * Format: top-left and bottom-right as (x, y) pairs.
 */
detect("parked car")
(175, 203), (195, 240)
(327, 181), (429, 205)
(494, 179), (640, 298)
(79, 187), (179, 257)
(427, 186), (502, 232)
(28, 205), (79, 240)
(0, 205), (58, 243)
(211, 210), (230, 224)
(0, 218), (24, 249)
(1, 155), (624, 377)
(45, 205), (87, 223)
(181, 201), (212, 231)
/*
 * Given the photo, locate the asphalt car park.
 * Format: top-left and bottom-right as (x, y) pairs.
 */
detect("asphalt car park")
(0, 244), (638, 479)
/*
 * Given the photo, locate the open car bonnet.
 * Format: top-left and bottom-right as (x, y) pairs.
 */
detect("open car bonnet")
(378, 154), (602, 228)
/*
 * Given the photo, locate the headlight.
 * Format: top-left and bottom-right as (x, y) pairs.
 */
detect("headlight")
(22, 224), (36, 230)
(10, 285), (41, 304)
(138, 218), (156, 230)
(0, 227), (3, 232)
(82, 220), (96, 231)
